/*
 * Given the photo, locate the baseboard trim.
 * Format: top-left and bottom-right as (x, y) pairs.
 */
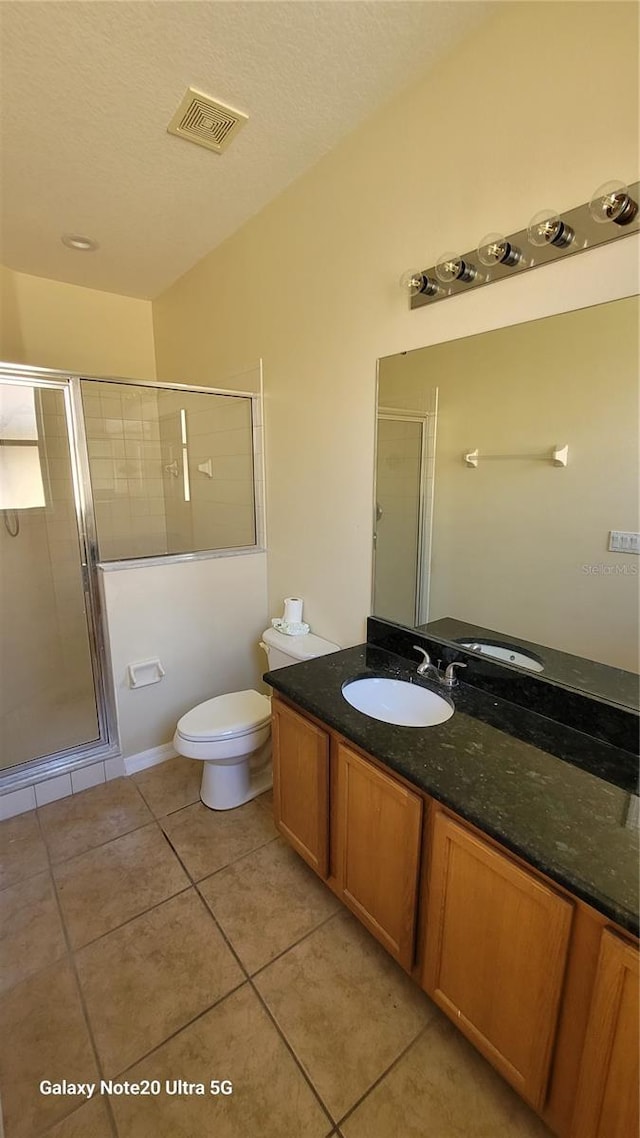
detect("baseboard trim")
(124, 743), (176, 775)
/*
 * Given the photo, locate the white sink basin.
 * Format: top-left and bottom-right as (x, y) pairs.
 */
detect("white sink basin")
(342, 677), (454, 727)
(457, 641), (543, 673)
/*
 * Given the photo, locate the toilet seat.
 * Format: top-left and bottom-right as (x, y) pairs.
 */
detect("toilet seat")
(176, 689), (271, 743)
(173, 689), (272, 807)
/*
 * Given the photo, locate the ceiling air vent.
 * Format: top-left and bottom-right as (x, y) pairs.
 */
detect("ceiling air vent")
(167, 88), (248, 154)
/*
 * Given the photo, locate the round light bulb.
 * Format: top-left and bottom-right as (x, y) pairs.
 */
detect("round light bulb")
(399, 269), (438, 298)
(477, 232), (522, 268)
(589, 180), (638, 226)
(435, 253), (476, 285)
(399, 269), (423, 297)
(526, 210), (573, 249)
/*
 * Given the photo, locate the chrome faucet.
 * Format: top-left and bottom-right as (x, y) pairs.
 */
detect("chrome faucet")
(413, 645), (439, 680)
(413, 646), (467, 689)
(441, 661), (467, 689)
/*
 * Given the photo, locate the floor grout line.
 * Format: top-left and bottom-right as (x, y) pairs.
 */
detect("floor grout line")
(169, 794), (341, 1130)
(159, 821), (280, 888)
(189, 876), (337, 1132)
(142, 796), (200, 820)
(128, 774), (200, 820)
(50, 808), (279, 957)
(72, 883), (194, 953)
(33, 810), (120, 1138)
(334, 1019), (435, 1131)
(38, 809), (155, 870)
(109, 977), (250, 1080)
(26, 780), (280, 1133)
(246, 907), (341, 980)
(196, 831), (285, 886)
(144, 784), (273, 825)
(246, 976), (337, 1129)
(5, 780), (423, 1138)
(243, 978), (337, 1128)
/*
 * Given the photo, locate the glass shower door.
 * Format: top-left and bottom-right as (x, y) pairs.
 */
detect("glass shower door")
(0, 378), (100, 770)
(373, 415), (425, 628)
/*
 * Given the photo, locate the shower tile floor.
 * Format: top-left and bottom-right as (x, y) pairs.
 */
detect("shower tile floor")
(0, 759), (553, 1138)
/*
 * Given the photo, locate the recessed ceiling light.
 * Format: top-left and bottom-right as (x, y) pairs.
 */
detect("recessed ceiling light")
(62, 234), (99, 251)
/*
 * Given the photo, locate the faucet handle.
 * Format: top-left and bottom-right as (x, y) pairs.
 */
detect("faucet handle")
(413, 645), (431, 665)
(444, 661), (467, 687)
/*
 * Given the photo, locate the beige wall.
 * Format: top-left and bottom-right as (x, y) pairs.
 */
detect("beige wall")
(100, 553), (268, 757)
(0, 265), (156, 379)
(152, 1), (640, 649)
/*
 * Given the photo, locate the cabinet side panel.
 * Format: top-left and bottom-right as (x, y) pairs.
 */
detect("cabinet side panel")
(571, 930), (640, 1138)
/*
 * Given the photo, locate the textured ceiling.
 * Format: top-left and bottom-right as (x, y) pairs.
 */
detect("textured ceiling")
(0, 1), (492, 299)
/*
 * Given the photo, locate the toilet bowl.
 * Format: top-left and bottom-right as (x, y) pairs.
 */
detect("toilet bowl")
(173, 626), (340, 810)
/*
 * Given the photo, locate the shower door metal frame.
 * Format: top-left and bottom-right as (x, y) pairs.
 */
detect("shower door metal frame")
(0, 363), (119, 793)
(373, 408), (430, 627)
(80, 373), (266, 568)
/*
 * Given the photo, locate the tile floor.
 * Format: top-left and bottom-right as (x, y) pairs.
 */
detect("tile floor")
(0, 758), (553, 1138)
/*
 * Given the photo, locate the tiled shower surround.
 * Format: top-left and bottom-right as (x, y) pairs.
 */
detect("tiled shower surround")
(82, 382), (257, 561)
(0, 760), (552, 1138)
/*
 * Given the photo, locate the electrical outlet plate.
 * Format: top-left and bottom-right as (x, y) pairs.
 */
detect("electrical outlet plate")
(608, 531), (640, 554)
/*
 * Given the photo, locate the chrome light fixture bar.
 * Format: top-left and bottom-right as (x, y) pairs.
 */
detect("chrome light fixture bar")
(407, 179), (639, 310)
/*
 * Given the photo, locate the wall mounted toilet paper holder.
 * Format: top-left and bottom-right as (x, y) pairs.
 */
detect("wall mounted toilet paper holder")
(127, 659), (166, 689)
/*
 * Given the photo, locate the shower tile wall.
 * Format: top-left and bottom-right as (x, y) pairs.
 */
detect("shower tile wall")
(82, 383), (167, 560)
(157, 388), (256, 554)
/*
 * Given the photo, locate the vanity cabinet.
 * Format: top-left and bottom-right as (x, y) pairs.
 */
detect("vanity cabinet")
(334, 742), (422, 969)
(269, 693), (639, 1138)
(271, 698), (330, 877)
(421, 809), (573, 1110)
(570, 930), (639, 1138)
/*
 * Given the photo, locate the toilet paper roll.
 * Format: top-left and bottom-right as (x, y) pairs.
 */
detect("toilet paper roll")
(283, 597), (304, 624)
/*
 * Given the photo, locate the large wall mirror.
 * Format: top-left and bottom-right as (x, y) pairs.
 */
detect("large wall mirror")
(374, 296), (639, 708)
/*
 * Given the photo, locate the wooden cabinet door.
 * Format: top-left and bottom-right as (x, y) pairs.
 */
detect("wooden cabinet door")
(271, 699), (330, 877)
(570, 930), (639, 1138)
(335, 743), (422, 969)
(422, 810), (573, 1110)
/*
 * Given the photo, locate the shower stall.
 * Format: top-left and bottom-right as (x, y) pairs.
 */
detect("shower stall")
(0, 365), (262, 796)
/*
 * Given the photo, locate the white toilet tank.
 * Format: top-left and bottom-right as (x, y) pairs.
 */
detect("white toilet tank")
(261, 626), (340, 670)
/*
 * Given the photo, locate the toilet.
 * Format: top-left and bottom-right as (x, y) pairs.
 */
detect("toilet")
(173, 625), (340, 810)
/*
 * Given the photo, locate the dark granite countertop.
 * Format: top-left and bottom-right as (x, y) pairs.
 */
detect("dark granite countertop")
(421, 616), (640, 711)
(265, 644), (639, 937)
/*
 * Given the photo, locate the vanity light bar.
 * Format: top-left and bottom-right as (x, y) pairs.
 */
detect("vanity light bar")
(406, 180), (640, 310)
